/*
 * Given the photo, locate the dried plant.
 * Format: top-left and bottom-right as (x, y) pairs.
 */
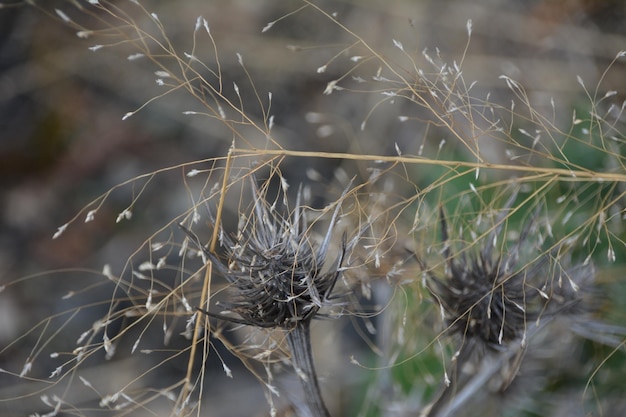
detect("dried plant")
(1, 1), (625, 417)
(181, 174), (354, 417)
(420, 193), (602, 417)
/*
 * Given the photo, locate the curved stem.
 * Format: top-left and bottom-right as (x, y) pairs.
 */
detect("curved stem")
(286, 322), (331, 417)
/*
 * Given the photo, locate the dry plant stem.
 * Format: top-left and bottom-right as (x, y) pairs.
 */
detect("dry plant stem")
(231, 148), (626, 183)
(181, 262), (212, 402)
(286, 322), (331, 417)
(210, 145), (234, 252)
(181, 149), (232, 405)
(422, 328), (535, 417)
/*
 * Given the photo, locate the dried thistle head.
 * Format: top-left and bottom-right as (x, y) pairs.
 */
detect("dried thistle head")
(192, 175), (348, 330)
(426, 196), (542, 351)
(426, 197), (597, 355)
(183, 174), (352, 417)
(421, 195), (605, 417)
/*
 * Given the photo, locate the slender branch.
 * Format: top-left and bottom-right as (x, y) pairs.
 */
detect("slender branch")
(211, 144), (234, 252)
(231, 147), (626, 183)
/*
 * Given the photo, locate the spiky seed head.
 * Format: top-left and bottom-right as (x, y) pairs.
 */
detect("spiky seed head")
(425, 196), (594, 352)
(204, 176), (347, 330)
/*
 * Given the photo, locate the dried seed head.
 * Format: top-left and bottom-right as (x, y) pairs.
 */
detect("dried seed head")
(182, 175), (352, 417)
(421, 196), (603, 417)
(425, 195), (594, 352)
(197, 175), (348, 330)
(426, 202), (539, 350)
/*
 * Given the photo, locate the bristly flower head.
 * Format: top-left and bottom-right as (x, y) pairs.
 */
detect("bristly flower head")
(421, 194), (602, 417)
(425, 194), (543, 351)
(425, 194), (596, 355)
(183, 173), (352, 417)
(203, 175), (347, 330)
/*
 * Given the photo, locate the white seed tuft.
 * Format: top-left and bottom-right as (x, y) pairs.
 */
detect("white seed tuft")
(20, 360), (32, 377)
(262, 21), (275, 33)
(151, 242), (165, 251)
(55, 9), (71, 23)
(223, 363), (233, 378)
(85, 209), (96, 223)
(156, 257), (166, 269)
(131, 338), (141, 354)
(323, 80), (340, 95)
(49, 366), (63, 379)
(103, 264), (114, 280)
(79, 376), (93, 389)
(53, 223), (68, 239)
(608, 247), (616, 263)
(138, 261), (154, 271)
(76, 30), (93, 39)
(76, 330), (90, 345)
(184, 52), (198, 62)
(116, 209), (132, 223)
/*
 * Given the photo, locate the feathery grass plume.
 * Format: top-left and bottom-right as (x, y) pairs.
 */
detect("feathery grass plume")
(182, 173), (353, 417)
(419, 191), (605, 417)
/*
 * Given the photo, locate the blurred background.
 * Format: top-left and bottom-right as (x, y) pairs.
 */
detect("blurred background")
(1, 0), (625, 416)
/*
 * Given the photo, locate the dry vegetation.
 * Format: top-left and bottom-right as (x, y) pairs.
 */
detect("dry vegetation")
(1, 1), (625, 416)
